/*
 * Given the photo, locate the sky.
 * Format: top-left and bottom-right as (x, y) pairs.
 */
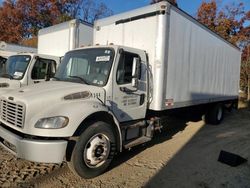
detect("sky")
(102, 0), (250, 16)
(0, 0), (249, 17)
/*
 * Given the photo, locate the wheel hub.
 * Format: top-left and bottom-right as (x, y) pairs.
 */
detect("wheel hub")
(95, 146), (104, 157)
(84, 133), (110, 168)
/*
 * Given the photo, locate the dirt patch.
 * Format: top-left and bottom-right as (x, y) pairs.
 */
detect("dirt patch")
(0, 109), (250, 187)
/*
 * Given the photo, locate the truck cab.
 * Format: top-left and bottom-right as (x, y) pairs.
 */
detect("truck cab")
(0, 53), (60, 94)
(0, 45), (150, 178)
(53, 45), (149, 122)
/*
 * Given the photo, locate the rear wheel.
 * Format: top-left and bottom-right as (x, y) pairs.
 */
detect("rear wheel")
(205, 104), (224, 125)
(68, 121), (116, 179)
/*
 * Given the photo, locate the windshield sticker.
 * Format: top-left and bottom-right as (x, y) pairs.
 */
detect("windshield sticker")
(26, 58), (30, 61)
(96, 56), (110, 62)
(14, 72), (23, 77)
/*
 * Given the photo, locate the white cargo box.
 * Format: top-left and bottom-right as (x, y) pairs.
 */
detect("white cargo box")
(38, 19), (93, 57)
(0, 41), (37, 58)
(94, 1), (241, 111)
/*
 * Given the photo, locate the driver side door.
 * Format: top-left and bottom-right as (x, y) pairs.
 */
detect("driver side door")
(112, 47), (148, 122)
(28, 58), (56, 85)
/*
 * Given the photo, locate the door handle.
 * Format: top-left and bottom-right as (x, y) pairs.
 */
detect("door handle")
(140, 94), (145, 105)
(34, 81), (40, 84)
(120, 87), (137, 93)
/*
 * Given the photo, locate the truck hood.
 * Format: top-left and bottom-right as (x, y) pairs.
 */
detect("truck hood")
(0, 77), (21, 88)
(0, 77), (21, 95)
(1, 81), (105, 105)
(0, 81), (107, 136)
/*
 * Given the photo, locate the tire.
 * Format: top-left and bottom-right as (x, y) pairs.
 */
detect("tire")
(205, 104), (224, 125)
(68, 121), (116, 179)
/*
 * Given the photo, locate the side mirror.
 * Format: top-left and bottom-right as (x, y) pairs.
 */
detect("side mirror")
(45, 72), (54, 81)
(46, 63), (56, 81)
(132, 57), (141, 88)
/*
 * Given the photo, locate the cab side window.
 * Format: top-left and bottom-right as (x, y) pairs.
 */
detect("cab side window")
(117, 52), (139, 85)
(32, 58), (56, 80)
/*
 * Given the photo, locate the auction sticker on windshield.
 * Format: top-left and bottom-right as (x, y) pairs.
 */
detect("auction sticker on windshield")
(96, 56), (110, 62)
(14, 72), (23, 78)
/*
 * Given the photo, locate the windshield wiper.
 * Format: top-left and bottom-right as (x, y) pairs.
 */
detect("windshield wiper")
(68, 76), (89, 85)
(1, 73), (13, 79)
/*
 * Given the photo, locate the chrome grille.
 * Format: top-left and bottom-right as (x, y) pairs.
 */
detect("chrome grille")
(0, 99), (25, 128)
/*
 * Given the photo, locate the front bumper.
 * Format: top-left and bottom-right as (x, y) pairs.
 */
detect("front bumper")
(0, 125), (68, 163)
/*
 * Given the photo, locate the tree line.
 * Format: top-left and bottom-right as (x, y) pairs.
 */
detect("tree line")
(0, 0), (112, 46)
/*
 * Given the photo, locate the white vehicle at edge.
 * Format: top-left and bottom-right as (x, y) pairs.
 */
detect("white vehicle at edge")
(0, 40), (37, 60)
(0, 41), (38, 84)
(0, 53), (59, 95)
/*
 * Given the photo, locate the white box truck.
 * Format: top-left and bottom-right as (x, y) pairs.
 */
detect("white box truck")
(0, 19), (93, 94)
(38, 19), (93, 57)
(0, 41), (37, 59)
(0, 1), (241, 179)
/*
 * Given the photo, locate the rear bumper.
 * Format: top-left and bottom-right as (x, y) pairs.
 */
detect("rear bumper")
(0, 125), (67, 163)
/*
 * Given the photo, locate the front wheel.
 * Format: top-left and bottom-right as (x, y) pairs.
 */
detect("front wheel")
(68, 121), (116, 179)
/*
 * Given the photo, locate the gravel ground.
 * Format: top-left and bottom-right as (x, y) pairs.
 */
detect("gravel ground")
(0, 109), (250, 188)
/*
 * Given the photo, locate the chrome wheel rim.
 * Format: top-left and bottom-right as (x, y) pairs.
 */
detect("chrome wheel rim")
(83, 133), (110, 168)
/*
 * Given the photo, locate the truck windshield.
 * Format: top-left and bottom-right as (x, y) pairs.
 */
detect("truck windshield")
(1, 55), (31, 80)
(55, 48), (114, 86)
(0, 56), (7, 76)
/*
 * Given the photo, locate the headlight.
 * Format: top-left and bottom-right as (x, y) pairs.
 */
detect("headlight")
(34, 116), (69, 129)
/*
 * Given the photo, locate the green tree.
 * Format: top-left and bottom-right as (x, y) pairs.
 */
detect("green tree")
(197, 0), (248, 45)
(0, 0), (112, 46)
(0, 0), (24, 43)
(241, 46), (250, 97)
(17, 0), (74, 38)
(71, 0), (113, 24)
(197, 0), (217, 31)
